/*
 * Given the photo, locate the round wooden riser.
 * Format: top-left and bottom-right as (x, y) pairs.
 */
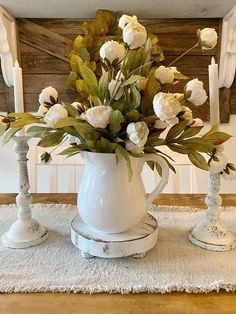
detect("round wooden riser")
(71, 214), (158, 259)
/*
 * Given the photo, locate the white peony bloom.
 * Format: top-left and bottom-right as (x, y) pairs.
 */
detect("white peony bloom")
(166, 117), (179, 125)
(108, 79), (124, 100)
(199, 28), (218, 50)
(71, 102), (82, 110)
(169, 66), (181, 74)
(154, 66), (174, 84)
(119, 14), (138, 30)
(39, 86), (58, 107)
(185, 78), (207, 106)
(44, 104), (68, 128)
(174, 93), (185, 101)
(126, 121), (149, 146)
(38, 104), (48, 116)
(85, 105), (113, 129)
(153, 92), (181, 122)
(221, 167), (236, 181)
(39, 152), (52, 165)
(125, 140), (144, 154)
(123, 21), (147, 50)
(135, 77), (148, 91)
(154, 120), (168, 129)
(68, 135), (82, 145)
(0, 116), (7, 136)
(209, 152), (228, 174)
(190, 118), (204, 127)
(180, 106), (193, 124)
(100, 40), (125, 65)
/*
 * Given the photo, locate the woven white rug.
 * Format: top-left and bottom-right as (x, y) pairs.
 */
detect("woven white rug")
(0, 203), (236, 294)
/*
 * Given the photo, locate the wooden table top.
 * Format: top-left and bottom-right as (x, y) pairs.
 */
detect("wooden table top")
(0, 193), (236, 314)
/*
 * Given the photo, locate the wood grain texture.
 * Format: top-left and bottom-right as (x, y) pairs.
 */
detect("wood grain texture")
(0, 193), (236, 314)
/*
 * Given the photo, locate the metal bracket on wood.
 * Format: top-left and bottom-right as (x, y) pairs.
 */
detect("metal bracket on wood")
(0, 6), (17, 87)
(219, 4), (236, 88)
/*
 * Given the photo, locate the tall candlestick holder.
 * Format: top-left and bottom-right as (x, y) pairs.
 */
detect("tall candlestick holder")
(189, 171), (236, 251)
(2, 136), (48, 249)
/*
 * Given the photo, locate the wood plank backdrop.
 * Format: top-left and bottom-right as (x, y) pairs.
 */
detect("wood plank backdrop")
(0, 18), (235, 122)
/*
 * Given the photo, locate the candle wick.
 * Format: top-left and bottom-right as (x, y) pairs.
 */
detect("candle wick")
(211, 57), (215, 65)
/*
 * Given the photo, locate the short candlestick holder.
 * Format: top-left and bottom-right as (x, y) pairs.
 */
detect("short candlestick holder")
(189, 171), (236, 251)
(2, 136), (48, 249)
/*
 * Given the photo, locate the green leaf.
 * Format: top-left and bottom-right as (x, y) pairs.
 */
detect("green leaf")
(126, 110), (140, 124)
(38, 132), (64, 148)
(146, 136), (165, 146)
(115, 144), (133, 182)
(129, 84), (141, 110)
(74, 123), (102, 142)
(182, 138), (214, 153)
(202, 132), (232, 145)
(109, 110), (124, 137)
(10, 118), (40, 128)
(178, 126), (203, 139)
(8, 112), (37, 119)
(99, 69), (109, 99)
(174, 72), (188, 80)
(188, 152), (209, 171)
(54, 117), (82, 128)
(2, 127), (21, 145)
(168, 144), (191, 154)
(26, 126), (49, 138)
(94, 137), (116, 153)
(120, 75), (143, 87)
(78, 61), (100, 98)
(141, 72), (161, 115)
(166, 121), (189, 141)
(58, 147), (81, 156)
(64, 103), (80, 118)
(203, 124), (219, 138)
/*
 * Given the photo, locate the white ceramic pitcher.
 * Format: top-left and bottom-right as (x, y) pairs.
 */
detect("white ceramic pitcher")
(78, 152), (169, 233)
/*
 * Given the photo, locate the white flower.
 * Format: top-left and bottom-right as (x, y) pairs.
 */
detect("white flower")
(154, 120), (168, 129)
(123, 21), (147, 50)
(185, 78), (207, 106)
(199, 28), (218, 50)
(119, 14), (138, 30)
(221, 166), (236, 181)
(135, 78), (147, 91)
(190, 118), (204, 127)
(126, 121), (149, 146)
(68, 135), (82, 145)
(71, 102), (82, 110)
(100, 41), (125, 65)
(125, 140), (144, 154)
(169, 66), (180, 74)
(166, 117), (179, 125)
(39, 86), (58, 106)
(0, 116), (7, 136)
(85, 105), (113, 129)
(209, 152), (228, 174)
(44, 104), (68, 128)
(174, 93), (185, 101)
(154, 66), (174, 84)
(180, 106), (193, 123)
(39, 152), (52, 165)
(108, 79), (124, 100)
(153, 92), (181, 122)
(37, 105), (48, 116)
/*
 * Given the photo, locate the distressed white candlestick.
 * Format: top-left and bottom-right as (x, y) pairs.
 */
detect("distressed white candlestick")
(2, 136), (48, 249)
(189, 172), (236, 251)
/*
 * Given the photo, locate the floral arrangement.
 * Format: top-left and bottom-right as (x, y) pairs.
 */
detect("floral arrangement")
(1, 10), (235, 180)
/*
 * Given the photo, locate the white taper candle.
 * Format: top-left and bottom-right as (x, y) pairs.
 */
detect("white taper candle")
(208, 57), (220, 128)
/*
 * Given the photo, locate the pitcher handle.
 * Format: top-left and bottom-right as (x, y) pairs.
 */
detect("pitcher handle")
(139, 154), (169, 208)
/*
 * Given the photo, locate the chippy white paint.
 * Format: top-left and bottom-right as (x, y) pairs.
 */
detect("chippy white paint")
(0, 6), (17, 87)
(71, 212), (158, 259)
(77, 152), (169, 234)
(219, 4), (236, 89)
(2, 136), (48, 249)
(189, 171), (236, 251)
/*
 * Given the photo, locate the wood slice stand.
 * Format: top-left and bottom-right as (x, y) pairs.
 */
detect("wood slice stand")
(71, 213), (158, 259)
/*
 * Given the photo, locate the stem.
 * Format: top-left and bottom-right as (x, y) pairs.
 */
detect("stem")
(167, 43), (199, 67)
